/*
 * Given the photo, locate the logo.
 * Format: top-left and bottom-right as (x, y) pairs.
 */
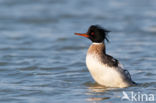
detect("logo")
(121, 91), (155, 102)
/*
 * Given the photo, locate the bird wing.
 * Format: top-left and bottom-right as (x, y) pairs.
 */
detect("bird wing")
(103, 54), (119, 67)
(118, 62), (134, 82)
(104, 54), (133, 81)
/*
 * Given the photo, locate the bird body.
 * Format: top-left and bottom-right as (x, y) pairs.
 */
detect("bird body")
(86, 43), (134, 88)
(75, 25), (136, 88)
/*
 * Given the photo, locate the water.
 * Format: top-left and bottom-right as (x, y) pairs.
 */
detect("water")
(0, 0), (156, 103)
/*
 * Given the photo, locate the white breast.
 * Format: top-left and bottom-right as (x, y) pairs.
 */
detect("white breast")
(86, 53), (131, 88)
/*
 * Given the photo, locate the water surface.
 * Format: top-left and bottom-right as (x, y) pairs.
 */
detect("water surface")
(0, 0), (156, 103)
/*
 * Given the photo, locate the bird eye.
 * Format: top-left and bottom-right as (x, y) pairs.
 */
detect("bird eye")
(91, 32), (94, 35)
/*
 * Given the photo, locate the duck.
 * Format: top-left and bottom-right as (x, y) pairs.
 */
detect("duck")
(75, 25), (136, 88)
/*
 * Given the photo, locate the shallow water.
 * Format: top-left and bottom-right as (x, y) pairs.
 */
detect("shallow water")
(0, 0), (156, 103)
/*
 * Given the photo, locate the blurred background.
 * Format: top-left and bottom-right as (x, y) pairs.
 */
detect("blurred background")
(0, 0), (156, 103)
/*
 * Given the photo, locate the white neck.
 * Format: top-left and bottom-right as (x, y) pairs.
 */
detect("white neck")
(92, 42), (104, 45)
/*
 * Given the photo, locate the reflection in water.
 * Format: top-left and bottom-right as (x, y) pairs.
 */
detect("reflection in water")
(85, 82), (116, 102)
(87, 97), (110, 102)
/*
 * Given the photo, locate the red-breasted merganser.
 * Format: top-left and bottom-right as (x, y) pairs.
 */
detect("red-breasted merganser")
(75, 25), (136, 88)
